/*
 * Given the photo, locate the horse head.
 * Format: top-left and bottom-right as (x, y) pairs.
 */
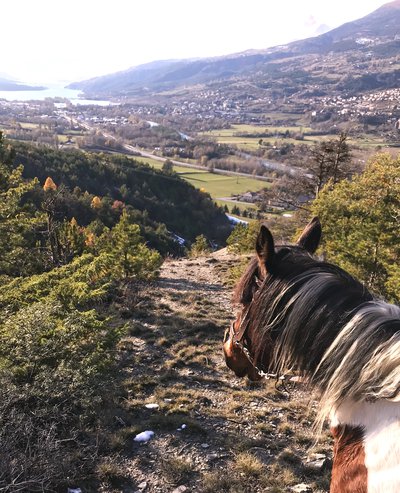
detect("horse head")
(223, 217), (322, 381)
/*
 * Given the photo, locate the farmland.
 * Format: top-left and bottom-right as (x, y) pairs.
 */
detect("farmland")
(139, 157), (269, 213)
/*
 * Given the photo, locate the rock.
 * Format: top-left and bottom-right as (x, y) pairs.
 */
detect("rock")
(138, 482), (147, 490)
(201, 443), (210, 448)
(291, 484), (312, 493)
(133, 430), (154, 443)
(305, 453), (331, 472)
(144, 403), (160, 410)
(171, 487), (188, 493)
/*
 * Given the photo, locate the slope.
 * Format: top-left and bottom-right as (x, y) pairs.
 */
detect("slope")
(89, 250), (332, 492)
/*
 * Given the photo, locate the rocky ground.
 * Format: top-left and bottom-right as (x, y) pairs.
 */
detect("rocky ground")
(91, 250), (332, 493)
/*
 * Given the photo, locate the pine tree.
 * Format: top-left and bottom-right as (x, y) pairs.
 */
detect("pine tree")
(312, 153), (400, 302)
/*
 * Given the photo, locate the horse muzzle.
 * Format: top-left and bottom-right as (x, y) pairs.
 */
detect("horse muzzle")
(223, 335), (263, 381)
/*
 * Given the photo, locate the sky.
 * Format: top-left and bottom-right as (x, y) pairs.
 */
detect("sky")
(0, 0), (388, 85)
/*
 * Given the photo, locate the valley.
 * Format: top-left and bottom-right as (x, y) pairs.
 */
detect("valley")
(1, 2), (400, 492)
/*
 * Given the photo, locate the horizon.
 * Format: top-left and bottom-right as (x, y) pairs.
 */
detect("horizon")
(1, 0), (388, 85)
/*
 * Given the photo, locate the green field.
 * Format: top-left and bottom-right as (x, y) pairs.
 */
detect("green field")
(179, 171), (268, 198)
(137, 157), (268, 199)
(201, 124), (315, 150)
(138, 157), (205, 174)
(203, 124), (313, 136)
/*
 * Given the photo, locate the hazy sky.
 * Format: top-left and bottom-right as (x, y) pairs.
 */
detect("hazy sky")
(1, 0), (388, 84)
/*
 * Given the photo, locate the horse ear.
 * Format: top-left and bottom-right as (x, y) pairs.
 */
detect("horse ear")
(256, 224), (275, 276)
(296, 217), (322, 254)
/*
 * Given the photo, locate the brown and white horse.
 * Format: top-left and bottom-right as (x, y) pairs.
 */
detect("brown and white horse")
(223, 218), (400, 493)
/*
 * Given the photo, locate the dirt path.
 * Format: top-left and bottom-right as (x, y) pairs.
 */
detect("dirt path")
(100, 252), (331, 493)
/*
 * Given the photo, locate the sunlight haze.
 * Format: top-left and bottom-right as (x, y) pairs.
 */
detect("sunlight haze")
(1, 0), (388, 84)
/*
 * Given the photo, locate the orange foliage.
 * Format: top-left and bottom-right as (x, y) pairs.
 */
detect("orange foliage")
(91, 196), (101, 209)
(43, 177), (57, 191)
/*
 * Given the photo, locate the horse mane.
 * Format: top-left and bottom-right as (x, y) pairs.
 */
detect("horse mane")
(237, 246), (400, 418)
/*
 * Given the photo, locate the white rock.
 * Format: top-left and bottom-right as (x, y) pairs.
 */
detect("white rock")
(68, 489), (82, 493)
(134, 430), (155, 443)
(201, 443), (210, 448)
(291, 484), (312, 493)
(144, 403), (160, 410)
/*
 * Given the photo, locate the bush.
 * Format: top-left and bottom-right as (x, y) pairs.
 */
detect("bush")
(190, 234), (211, 257)
(0, 303), (122, 491)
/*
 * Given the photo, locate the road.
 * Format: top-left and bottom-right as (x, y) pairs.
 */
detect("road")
(61, 111), (273, 182)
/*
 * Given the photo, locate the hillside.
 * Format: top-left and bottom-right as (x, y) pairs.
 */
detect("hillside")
(12, 143), (231, 253)
(70, 1), (400, 101)
(88, 251), (331, 492)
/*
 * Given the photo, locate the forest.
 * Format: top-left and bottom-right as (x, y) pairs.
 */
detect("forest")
(0, 133), (231, 491)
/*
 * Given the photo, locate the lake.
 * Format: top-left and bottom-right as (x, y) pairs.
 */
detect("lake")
(0, 85), (116, 106)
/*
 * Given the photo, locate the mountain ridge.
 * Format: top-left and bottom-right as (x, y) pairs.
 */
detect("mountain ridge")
(69, 1), (400, 98)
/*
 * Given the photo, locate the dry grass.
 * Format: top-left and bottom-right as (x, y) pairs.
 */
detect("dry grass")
(84, 253), (333, 492)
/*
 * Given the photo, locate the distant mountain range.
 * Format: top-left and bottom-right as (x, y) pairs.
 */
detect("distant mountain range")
(0, 77), (46, 92)
(69, 1), (400, 100)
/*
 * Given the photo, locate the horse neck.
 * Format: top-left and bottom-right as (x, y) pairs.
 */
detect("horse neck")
(329, 399), (400, 493)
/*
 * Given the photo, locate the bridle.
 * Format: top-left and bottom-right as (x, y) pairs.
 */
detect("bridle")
(224, 276), (304, 383)
(224, 274), (278, 379)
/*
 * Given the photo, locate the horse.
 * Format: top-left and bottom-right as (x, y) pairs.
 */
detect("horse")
(223, 217), (400, 493)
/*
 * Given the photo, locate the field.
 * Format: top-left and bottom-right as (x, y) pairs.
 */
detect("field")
(200, 124), (315, 151)
(200, 124), (389, 155)
(179, 172), (267, 198)
(138, 157), (269, 210)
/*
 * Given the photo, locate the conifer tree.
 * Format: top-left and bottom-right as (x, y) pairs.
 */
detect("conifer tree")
(312, 153), (400, 302)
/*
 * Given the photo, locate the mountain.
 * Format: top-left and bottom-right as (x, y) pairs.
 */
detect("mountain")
(0, 77), (46, 91)
(70, 1), (400, 99)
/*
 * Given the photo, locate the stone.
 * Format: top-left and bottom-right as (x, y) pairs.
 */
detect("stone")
(291, 484), (312, 493)
(171, 487), (187, 493)
(305, 453), (331, 472)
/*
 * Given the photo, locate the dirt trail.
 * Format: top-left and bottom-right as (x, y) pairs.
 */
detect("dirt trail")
(105, 252), (330, 493)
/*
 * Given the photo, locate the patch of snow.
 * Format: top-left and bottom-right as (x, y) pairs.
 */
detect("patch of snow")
(226, 214), (248, 225)
(134, 430), (155, 443)
(144, 403), (159, 410)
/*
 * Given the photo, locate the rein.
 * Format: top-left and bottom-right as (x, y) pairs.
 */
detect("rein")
(226, 283), (278, 379)
(226, 277), (304, 384)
